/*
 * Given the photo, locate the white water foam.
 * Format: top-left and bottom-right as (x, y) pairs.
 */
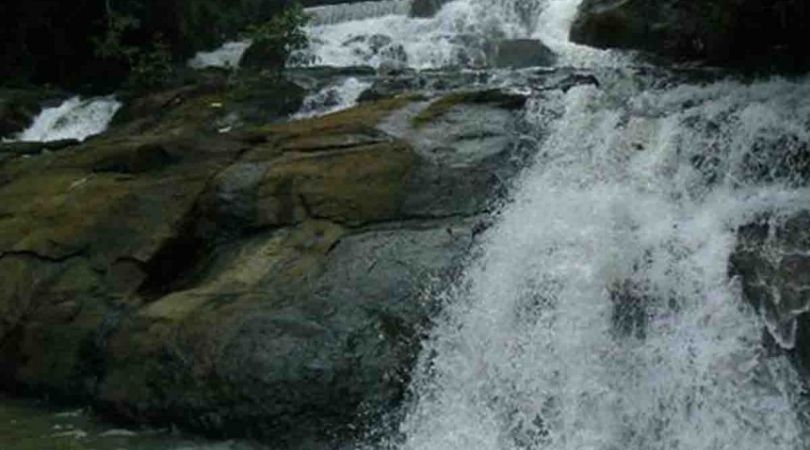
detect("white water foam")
(189, 0), (625, 72)
(188, 41), (253, 69)
(297, 0), (486, 69)
(391, 75), (810, 450)
(338, 4), (809, 449)
(308, 0), (412, 26)
(296, 0), (627, 69)
(532, 0), (628, 67)
(293, 77), (373, 119)
(12, 96), (122, 143)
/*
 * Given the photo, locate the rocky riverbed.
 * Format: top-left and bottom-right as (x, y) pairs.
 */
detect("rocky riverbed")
(2, 0), (809, 449)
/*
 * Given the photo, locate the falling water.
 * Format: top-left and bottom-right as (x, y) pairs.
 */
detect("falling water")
(11, 96), (121, 143)
(392, 73), (810, 450)
(352, 0), (810, 449)
(307, 0), (412, 26)
(188, 41), (252, 69)
(293, 77), (373, 119)
(5, 1), (804, 449)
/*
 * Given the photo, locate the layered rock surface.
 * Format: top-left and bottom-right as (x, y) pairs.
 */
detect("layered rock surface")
(0, 70), (540, 447)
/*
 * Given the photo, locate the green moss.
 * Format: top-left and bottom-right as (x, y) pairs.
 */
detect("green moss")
(411, 89), (526, 128)
(262, 94), (414, 136)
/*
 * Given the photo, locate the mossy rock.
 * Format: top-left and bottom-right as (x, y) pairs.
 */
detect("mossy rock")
(412, 89), (527, 128)
(0, 82), (530, 447)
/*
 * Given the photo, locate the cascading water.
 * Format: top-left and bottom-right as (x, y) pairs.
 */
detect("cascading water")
(297, 0), (538, 69)
(188, 41), (253, 69)
(296, 0), (626, 69)
(4, 0), (806, 448)
(307, 0), (412, 26)
(391, 74), (810, 450)
(10, 96), (121, 143)
(293, 77), (373, 119)
(338, 1), (810, 449)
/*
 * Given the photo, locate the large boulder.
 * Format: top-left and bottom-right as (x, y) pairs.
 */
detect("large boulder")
(570, 0), (810, 72)
(487, 39), (557, 69)
(0, 75), (541, 448)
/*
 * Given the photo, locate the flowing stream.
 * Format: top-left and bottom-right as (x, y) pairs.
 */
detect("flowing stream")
(391, 74), (810, 450)
(4, 0), (810, 449)
(326, 0), (809, 449)
(7, 96), (121, 143)
(254, 2), (810, 449)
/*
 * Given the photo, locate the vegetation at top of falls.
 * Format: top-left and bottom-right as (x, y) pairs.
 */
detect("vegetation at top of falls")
(0, 0), (308, 91)
(89, 0), (310, 90)
(93, 7), (174, 91)
(243, 2), (310, 73)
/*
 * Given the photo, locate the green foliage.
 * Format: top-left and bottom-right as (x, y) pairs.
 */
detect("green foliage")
(93, 10), (141, 61)
(92, 3), (174, 90)
(245, 2), (310, 70)
(128, 36), (174, 89)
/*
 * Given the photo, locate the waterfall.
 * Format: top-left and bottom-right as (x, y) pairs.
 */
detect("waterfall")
(297, 0), (483, 69)
(296, 0), (627, 69)
(327, 1), (810, 449)
(307, 0), (413, 26)
(391, 74), (810, 450)
(10, 96), (121, 143)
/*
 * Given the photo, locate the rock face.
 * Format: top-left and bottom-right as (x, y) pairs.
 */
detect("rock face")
(0, 88), (67, 139)
(731, 212), (810, 366)
(488, 39), (557, 69)
(570, 0), (810, 72)
(410, 0), (449, 17)
(0, 73), (535, 447)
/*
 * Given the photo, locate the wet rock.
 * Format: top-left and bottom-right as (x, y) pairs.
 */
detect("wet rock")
(0, 81), (532, 448)
(0, 88), (67, 139)
(383, 89), (530, 218)
(340, 34), (410, 70)
(609, 281), (648, 339)
(730, 211), (810, 361)
(488, 39), (557, 69)
(410, 0), (449, 18)
(377, 60), (409, 77)
(113, 70), (305, 133)
(343, 34), (393, 53)
(0, 139), (80, 157)
(239, 43), (286, 73)
(571, 0), (810, 72)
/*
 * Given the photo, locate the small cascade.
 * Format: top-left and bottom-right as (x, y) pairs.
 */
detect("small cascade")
(296, 0), (486, 69)
(296, 0), (627, 70)
(11, 96), (121, 143)
(293, 77), (373, 119)
(307, 0), (413, 26)
(531, 0), (628, 67)
(188, 41), (252, 69)
(187, 0), (620, 72)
